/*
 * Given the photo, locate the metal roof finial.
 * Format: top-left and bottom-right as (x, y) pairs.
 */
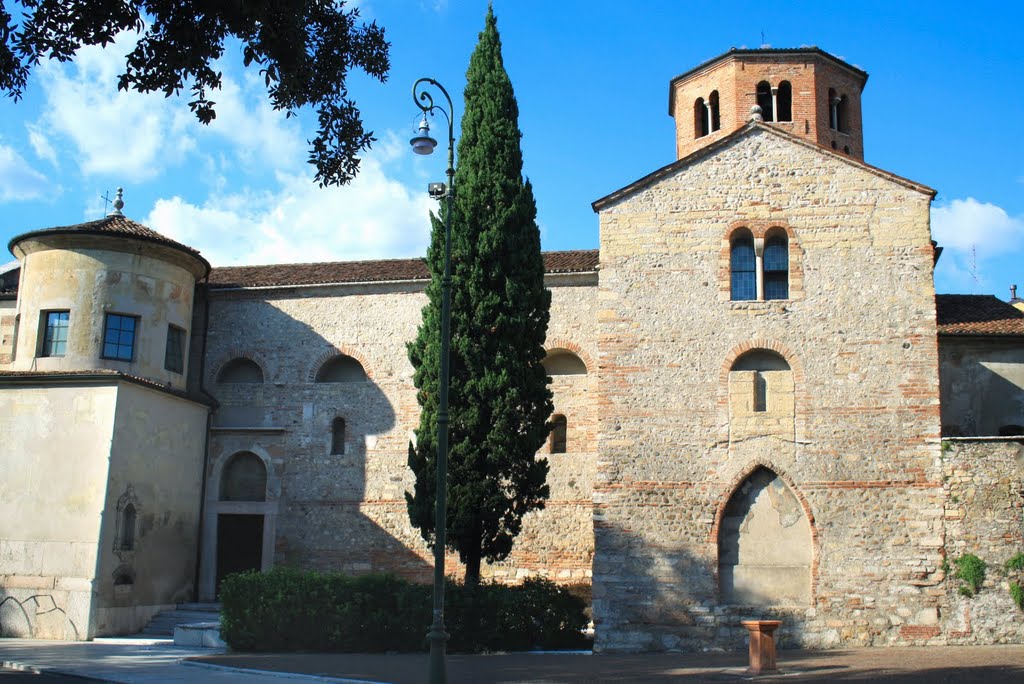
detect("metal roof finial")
(108, 187), (124, 217)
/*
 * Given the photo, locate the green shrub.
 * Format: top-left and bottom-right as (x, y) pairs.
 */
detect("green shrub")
(953, 553), (986, 597)
(219, 568), (590, 653)
(1010, 581), (1024, 610)
(1004, 552), (1024, 573)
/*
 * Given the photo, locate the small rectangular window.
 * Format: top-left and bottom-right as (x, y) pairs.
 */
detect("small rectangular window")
(102, 313), (138, 361)
(164, 325), (185, 373)
(41, 310), (70, 357)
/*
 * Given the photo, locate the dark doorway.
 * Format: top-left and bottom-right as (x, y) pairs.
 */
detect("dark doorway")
(216, 514), (264, 594)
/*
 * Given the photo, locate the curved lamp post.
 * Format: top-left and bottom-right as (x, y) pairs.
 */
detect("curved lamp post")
(410, 77), (454, 684)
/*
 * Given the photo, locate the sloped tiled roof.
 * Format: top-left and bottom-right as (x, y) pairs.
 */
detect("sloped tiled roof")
(0, 369), (214, 404)
(936, 294), (1024, 336)
(9, 215), (206, 261)
(208, 249), (599, 289)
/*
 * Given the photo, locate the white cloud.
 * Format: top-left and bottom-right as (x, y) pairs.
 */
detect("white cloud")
(0, 144), (52, 201)
(26, 124), (58, 167)
(145, 153), (436, 267)
(32, 30), (306, 181)
(931, 198), (1024, 260)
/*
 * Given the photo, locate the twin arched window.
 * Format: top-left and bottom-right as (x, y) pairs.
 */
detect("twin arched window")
(694, 91), (721, 139)
(730, 228), (789, 301)
(755, 81), (792, 123)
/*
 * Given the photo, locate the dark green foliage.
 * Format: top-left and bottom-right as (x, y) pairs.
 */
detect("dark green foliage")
(953, 553), (987, 597)
(1, 1), (389, 186)
(1005, 552), (1024, 572)
(406, 6), (552, 584)
(219, 569), (590, 653)
(1010, 581), (1024, 610)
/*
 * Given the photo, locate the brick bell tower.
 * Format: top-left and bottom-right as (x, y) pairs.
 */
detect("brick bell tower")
(669, 47), (868, 160)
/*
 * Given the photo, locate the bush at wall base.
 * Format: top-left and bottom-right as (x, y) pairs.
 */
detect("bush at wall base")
(219, 568), (590, 653)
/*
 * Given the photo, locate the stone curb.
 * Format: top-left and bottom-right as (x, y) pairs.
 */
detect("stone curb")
(181, 658), (393, 684)
(2, 659), (107, 682)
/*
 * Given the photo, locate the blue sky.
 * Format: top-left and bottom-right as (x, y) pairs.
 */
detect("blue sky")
(1, 0), (1021, 297)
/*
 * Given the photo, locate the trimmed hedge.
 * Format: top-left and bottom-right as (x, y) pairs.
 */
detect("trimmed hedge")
(219, 568), (590, 653)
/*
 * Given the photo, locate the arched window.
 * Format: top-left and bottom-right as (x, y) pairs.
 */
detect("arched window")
(331, 417), (347, 455)
(120, 504), (136, 550)
(316, 355), (367, 383)
(763, 229), (789, 300)
(694, 97), (708, 138)
(756, 81), (774, 123)
(776, 81), (792, 122)
(732, 350), (791, 414)
(220, 452), (267, 502)
(709, 90), (721, 132)
(550, 415), (567, 454)
(218, 358), (263, 383)
(730, 229), (756, 301)
(543, 349), (587, 376)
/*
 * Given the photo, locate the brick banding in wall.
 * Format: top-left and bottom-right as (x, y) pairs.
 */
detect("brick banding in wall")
(209, 349), (270, 383)
(545, 338), (597, 375)
(307, 345), (375, 382)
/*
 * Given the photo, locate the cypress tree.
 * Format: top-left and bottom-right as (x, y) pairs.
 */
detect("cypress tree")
(406, 5), (553, 586)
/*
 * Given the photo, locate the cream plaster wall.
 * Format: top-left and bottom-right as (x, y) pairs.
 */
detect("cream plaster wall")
(10, 239), (198, 386)
(0, 384), (117, 640)
(94, 382), (208, 636)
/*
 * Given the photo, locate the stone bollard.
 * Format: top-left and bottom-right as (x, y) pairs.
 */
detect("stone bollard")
(741, 619), (783, 675)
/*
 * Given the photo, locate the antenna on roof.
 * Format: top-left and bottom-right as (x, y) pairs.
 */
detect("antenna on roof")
(107, 187), (124, 217)
(969, 244), (980, 292)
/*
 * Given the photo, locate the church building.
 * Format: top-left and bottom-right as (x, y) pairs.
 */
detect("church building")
(2, 47), (1023, 650)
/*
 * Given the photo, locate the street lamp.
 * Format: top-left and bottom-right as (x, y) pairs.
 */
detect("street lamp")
(411, 76), (455, 684)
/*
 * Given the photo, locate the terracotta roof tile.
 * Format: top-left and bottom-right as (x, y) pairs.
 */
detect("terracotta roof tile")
(9, 215), (204, 259)
(936, 294), (1024, 336)
(208, 249), (599, 289)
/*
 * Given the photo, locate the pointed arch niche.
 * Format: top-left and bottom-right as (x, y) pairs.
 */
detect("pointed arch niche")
(717, 467), (812, 606)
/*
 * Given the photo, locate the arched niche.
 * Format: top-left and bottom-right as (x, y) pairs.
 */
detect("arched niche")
(316, 355), (367, 383)
(217, 358), (264, 383)
(220, 452), (267, 502)
(543, 349), (587, 376)
(718, 467), (812, 606)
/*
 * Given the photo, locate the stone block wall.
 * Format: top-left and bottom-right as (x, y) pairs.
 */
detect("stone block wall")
(199, 273), (598, 591)
(593, 127), (942, 652)
(941, 439), (1024, 644)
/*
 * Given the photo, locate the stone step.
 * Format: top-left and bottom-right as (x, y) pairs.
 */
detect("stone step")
(139, 607), (221, 637)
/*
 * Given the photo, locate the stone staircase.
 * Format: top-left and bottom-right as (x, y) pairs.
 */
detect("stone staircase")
(139, 602), (221, 639)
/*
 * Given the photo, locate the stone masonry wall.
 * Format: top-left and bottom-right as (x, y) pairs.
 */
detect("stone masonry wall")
(202, 273), (598, 587)
(594, 127), (942, 652)
(941, 439), (1024, 644)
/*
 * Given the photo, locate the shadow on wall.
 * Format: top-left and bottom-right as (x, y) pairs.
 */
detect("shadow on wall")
(204, 294), (433, 590)
(941, 349), (1024, 437)
(0, 591), (79, 640)
(595, 468), (814, 652)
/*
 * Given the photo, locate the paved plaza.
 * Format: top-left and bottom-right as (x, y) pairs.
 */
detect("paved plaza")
(3, 638), (1024, 683)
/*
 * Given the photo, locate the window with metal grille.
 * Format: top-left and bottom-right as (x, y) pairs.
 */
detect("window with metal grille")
(41, 310), (69, 357)
(763, 232), (789, 300)
(730, 230), (756, 301)
(102, 313), (138, 361)
(165, 325), (185, 373)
